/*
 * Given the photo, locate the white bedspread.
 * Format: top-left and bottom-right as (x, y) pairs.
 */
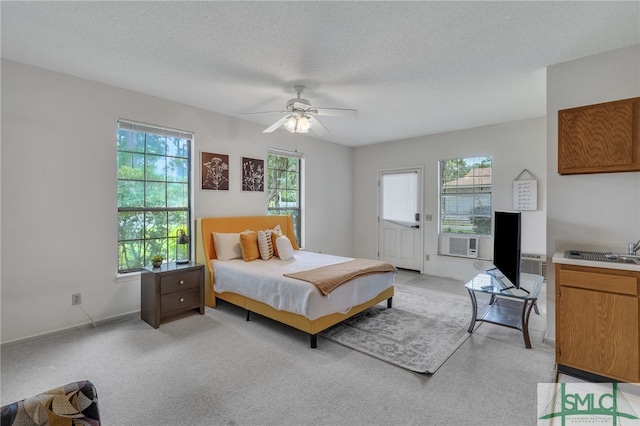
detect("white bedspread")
(213, 251), (395, 320)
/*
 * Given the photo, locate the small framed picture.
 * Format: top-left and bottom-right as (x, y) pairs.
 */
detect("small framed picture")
(242, 157), (264, 192)
(201, 152), (229, 190)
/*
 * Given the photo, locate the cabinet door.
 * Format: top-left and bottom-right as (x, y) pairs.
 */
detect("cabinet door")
(558, 286), (639, 382)
(558, 97), (640, 175)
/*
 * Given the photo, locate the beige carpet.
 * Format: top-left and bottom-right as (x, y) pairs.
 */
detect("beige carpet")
(321, 284), (486, 373)
(2, 275), (556, 425)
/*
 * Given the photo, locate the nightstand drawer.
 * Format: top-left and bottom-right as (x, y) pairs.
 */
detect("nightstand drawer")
(159, 270), (201, 294)
(161, 288), (200, 314)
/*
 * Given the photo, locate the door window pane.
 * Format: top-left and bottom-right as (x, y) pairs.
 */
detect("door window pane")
(382, 172), (417, 222)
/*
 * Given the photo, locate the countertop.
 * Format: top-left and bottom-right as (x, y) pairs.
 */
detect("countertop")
(552, 250), (640, 272)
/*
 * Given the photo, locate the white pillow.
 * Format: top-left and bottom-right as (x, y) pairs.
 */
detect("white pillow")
(257, 229), (273, 260)
(275, 235), (295, 261)
(213, 232), (242, 260)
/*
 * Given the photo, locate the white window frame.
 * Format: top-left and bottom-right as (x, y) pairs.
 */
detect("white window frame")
(438, 156), (492, 236)
(267, 148), (303, 246)
(117, 120), (195, 273)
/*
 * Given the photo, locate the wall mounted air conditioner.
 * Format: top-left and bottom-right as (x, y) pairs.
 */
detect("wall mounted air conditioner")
(521, 253), (547, 279)
(448, 236), (479, 258)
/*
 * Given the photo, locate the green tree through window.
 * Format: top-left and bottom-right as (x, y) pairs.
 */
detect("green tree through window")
(117, 121), (192, 272)
(267, 150), (302, 245)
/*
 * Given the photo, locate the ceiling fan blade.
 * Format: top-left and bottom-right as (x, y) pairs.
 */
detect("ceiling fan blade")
(242, 110), (287, 116)
(262, 116), (289, 133)
(308, 116), (329, 136)
(312, 108), (358, 118)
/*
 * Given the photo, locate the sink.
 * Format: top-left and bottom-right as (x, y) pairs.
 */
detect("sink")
(564, 250), (640, 265)
(606, 254), (640, 265)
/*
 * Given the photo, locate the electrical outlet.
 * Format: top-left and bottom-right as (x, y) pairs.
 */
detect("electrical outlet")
(72, 293), (81, 306)
(425, 254), (430, 261)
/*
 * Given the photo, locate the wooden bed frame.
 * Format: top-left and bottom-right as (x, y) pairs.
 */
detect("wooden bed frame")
(195, 215), (394, 347)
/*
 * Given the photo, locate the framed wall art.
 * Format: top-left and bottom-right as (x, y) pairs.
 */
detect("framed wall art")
(242, 157), (264, 192)
(201, 152), (229, 190)
(512, 169), (538, 211)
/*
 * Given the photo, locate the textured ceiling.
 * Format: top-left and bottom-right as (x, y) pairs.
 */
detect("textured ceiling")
(2, 1), (639, 147)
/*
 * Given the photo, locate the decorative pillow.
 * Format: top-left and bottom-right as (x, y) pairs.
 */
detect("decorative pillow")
(0, 380), (101, 426)
(213, 232), (242, 260)
(257, 229), (273, 260)
(239, 230), (260, 262)
(270, 224), (284, 258)
(275, 235), (295, 261)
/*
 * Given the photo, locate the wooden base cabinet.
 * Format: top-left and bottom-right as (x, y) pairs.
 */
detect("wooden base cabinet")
(556, 264), (640, 382)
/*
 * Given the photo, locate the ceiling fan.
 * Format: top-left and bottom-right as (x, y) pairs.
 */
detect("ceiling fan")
(243, 85), (357, 135)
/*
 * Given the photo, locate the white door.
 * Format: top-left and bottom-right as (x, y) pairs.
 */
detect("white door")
(378, 168), (423, 272)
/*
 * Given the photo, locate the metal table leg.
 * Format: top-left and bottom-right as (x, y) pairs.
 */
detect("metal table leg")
(521, 299), (537, 349)
(467, 288), (478, 333)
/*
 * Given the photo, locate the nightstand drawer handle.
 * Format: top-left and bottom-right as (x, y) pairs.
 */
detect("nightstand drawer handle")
(179, 297), (184, 303)
(179, 280), (185, 286)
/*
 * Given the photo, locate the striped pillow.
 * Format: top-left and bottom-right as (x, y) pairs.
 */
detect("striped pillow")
(257, 229), (273, 260)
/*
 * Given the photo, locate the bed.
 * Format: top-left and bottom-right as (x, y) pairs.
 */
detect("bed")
(195, 215), (395, 347)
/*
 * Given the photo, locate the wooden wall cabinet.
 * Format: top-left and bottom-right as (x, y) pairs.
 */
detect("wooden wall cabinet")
(555, 264), (640, 382)
(558, 97), (640, 175)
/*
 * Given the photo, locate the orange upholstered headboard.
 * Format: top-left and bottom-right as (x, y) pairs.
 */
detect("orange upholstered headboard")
(195, 215), (300, 307)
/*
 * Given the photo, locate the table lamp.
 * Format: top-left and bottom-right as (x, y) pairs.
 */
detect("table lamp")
(176, 229), (190, 264)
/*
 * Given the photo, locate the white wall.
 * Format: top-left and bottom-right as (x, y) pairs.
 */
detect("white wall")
(546, 44), (640, 340)
(352, 117), (547, 282)
(0, 59), (353, 344)
(7, 44), (635, 345)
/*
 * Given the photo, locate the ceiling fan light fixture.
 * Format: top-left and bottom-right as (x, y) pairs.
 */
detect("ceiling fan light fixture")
(283, 114), (311, 133)
(284, 116), (297, 133)
(248, 85), (357, 135)
(297, 116), (311, 132)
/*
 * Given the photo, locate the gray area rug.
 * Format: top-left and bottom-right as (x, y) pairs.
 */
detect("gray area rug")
(321, 283), (483, 373)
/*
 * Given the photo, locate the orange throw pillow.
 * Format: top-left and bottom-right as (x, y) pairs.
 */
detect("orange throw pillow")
(239, 230), (259, 262)
(270, 225), (284, 258)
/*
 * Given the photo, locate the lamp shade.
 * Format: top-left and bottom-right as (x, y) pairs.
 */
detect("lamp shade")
(177, 230), (190, 245)
(298, 116), (310, 132)
(284, 116), (297, 133)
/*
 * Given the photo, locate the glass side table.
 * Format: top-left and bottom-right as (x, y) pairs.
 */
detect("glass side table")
(465, 270), (543, 348)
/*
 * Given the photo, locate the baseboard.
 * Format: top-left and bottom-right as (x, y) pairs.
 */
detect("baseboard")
(543, 332), (555, 346)
(557, 364), (621, 383)
(0, 310), (140, 349)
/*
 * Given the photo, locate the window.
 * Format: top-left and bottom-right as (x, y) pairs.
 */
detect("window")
(439, 156), (492, 235)
(117, 121), (193, 272)
(267, 149), (303, 245)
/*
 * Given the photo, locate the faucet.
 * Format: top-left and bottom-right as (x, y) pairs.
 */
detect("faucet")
(629, 240), (640, 255)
